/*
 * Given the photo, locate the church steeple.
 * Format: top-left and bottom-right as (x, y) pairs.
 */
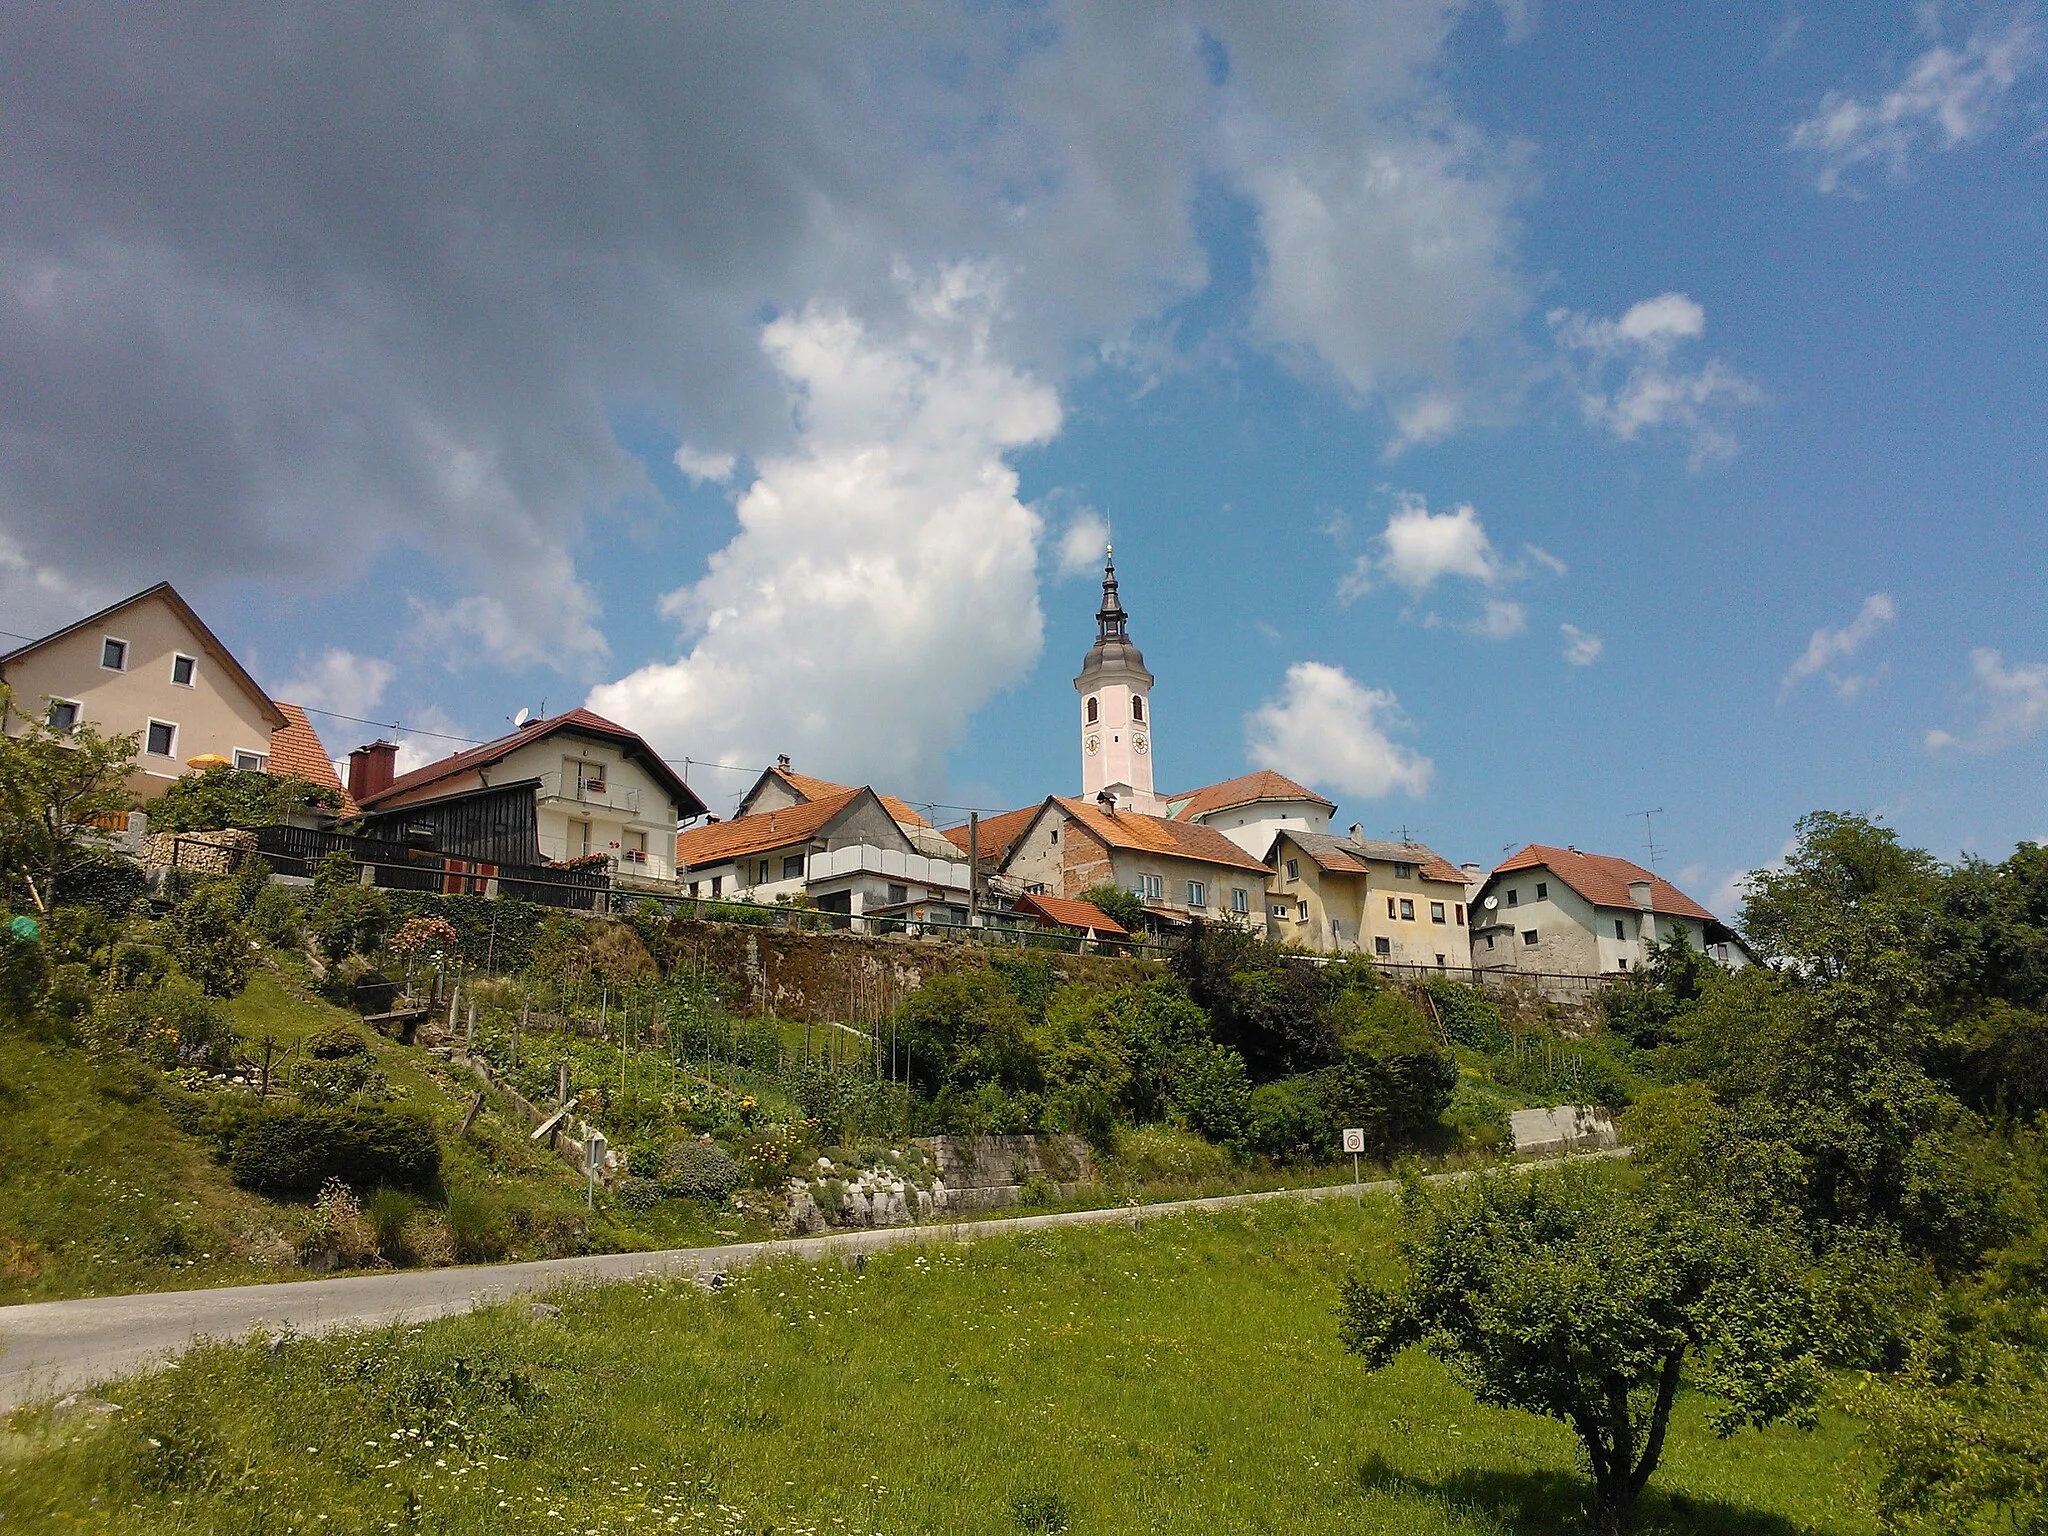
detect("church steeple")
(1075, 543), (1159, 814)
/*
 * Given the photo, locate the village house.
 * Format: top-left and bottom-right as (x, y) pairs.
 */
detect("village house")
(1468, 844), (1752, 977)
(0, 582), (348, 810)
(1163, 769), (1336, 860)
(351, 708), (703, 886)
(998, 794), (1272, 930)
(1266, 828), (1474, 966)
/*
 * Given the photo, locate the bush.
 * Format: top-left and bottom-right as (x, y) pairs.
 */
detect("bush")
(163, 881), (254, 997)
(1245, 1076), (1335, 1162)
(0, 926), (48, 1026)
(1423, 977), (1508, 1051)
(305, 1023), (369, 1059)
(446, 1187), (510, 1262)
(88, 977), (236, 1068)
(662, 1140), (745, 1202)
(228, 1105), (441, 1198)
(300, 1179), (379, 1266)
(1321, 989), (1459, 1147)
(1164, 1038), (1252, 1143)
(1111, 1124), (1233, 1184)
(615, 1176), (663, 1211)
(285, 1051), (389, 1106)
(248, 882), (304, 949)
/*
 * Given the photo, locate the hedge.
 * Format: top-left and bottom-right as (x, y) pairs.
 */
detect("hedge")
(227, 1105), (442, 1198)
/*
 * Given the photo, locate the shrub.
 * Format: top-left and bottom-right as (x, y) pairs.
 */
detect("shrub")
(305, 1023), (369, 1059)
(446, 1187), (510, 1262)
(300, 1179), (379, 1266)
(1245, 1075), (1335, 1162)
(365, 1186), (418, 1261)
(89, 977), (236, 1068)
(1423, 977), (1508, 1051)
(0, 925), (48, 1026)
(1112, 1124), (1232, 1184)
(163, 881), (254, 997)
(248, 882), (303, 948)
(1164, 1037), (1252, 1143)
(615, 1176), (663, 1211)
(662, 1140), (745, 1202)
(1321, 989), (1459, 1147)
(228, 1105), (441, 1198)
(285, 1051), (389, 1106)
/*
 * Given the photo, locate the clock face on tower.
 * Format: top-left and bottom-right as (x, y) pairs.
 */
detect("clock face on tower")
(1133, 735), (1148, 754)
(1085, 735), (1100, 755)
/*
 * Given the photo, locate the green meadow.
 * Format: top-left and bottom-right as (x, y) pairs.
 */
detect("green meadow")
(0, 1196), (1873, 1536)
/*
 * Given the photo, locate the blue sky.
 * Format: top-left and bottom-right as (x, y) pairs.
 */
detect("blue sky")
(5, 2), (2043, 915)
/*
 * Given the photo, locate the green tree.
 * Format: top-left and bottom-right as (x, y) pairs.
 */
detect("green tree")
(147, 764), (341, 832)
(0, 685), (139, 915)
(1341, 1165), (1830, 1534)
(1320, 987), (1457, 1147)
(164, 881), (255, 997)
(893, 968), (1041, 1097)
(1078, 882), (1145, 933)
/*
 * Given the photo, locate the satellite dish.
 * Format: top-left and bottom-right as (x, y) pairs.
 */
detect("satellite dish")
(1484, 895), (1499, 910)
(512, 707), (530, 728)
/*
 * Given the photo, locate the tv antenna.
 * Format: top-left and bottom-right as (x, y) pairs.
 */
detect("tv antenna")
(1630, 808), (1667, 868)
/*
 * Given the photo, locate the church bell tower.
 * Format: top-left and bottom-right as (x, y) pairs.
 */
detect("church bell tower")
(1075, 547), (1160, 815)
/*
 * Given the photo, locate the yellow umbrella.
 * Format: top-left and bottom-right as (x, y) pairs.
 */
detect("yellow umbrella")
(186, 753), (232, 770)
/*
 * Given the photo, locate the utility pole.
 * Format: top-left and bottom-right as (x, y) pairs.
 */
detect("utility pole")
(967, 811), (980, 930)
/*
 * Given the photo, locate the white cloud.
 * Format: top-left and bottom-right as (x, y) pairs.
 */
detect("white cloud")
(1245, 661), (1432, 800)
(1337, 492), (1559, 641)
(1780, 592), (1896, 698)
(1550, 292), (1762, 466)
(1789, 11), (2041, 193)
(1926, 646), (2048, 753)
(276, 648), (397, 724)
(1055, 510), (1112, 579)
(1471, 598), (1526, 639)
(1561, 623), (1603, 665)
(587, 265), (1059, 795)
(674, 445), (737, 484)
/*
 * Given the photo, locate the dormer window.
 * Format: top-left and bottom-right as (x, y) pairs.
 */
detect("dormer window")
(1086, 696), (1099, 724)
(1132, 696), (1144, 722)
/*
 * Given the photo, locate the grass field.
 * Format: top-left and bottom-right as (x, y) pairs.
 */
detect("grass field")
(0, 1197), (1875, 1535)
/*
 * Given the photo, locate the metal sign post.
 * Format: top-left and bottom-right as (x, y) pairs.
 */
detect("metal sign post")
(1342, 1127), (1365, 1204)
(585, 1130), (607, 1210)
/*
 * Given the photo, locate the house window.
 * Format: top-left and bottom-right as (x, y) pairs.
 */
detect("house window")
(1232, 888), (1249, 914)
(1436, 953), (1447, 968)
(1086, 696), (1099, 724)
(710, 875), (723, 897)
(1618, 958), (1630, 971)
(759, 859), (771, 884)
(145, 720), (177, 757)
(1297, 900), (1308, 921)
(101, 637), (128, 671)
(46, 698), (81, 731)
(1399, 898), (1414, 920)
(1285, 858), (1299, 881)
(233, 750), (268, 772)
(1506, 889), (1519, 906)
(1522, 929), (1539, 946)
(1187, 881), (1207, 908)
(1049, 827), (1059, 844)
(170, 653), (197, 687)
(1141, 874), (1164, 900)
(1386, 896), (1397, 918)
(1374, 936), (1391, 957)
(1536, 881), (1548, 899)
(1455, 903), (1466, 925)
(1486, 934), (1496, 950)
(622, 831), (648, 866)
(1132, 696), (1144, 722)
(1270, 903), (1289, 918)
(573, 820), (592, 856)
(688, 882), (700, 897)
(888, 883), (908, 905)
(1430, 902), (1446, 924)
(1394, 862), (1413, 879)
(783, 855), (805, 880)
(1615, 918), (1627, 940)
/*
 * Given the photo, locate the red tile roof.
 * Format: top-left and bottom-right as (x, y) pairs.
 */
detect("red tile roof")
(940, 805), (1041, 862)
(1277, 830), (1465, 883)
(267, 702), (356, 813)
(676, 788), (866, 868)
(766, 768), (930, 827)
(1165, 769), (1334, 822)
(1013, 892), (1128, 937)
(357, 707), (704, 817)
(1053, 797), (1272, 874)
(1492, 844), (1716, 921)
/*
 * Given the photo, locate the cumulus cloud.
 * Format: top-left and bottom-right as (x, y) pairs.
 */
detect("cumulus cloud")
(1780, 593), (1896, 699)
(1245, 661), (1432, 799)
(674, 446), (738, 485)
(1550, 293), (1762, 466)
(1926, 646), (2048, 753)
(587, 267), (1059, 794)
(1337, 492), (1560, 640)
(276, 648), (397, 724)
(0, 3), (1545, 674)
(1789, 10), (2041, 193)
(1055, 511), (1113, 579)
(1561, 623), (1603, 665)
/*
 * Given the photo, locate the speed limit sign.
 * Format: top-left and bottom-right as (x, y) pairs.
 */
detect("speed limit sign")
(1342, 1128), (1366, 1154)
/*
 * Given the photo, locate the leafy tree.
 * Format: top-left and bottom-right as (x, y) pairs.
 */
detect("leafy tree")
(1930, 840), (2048, 1015)
(146, 764), (341, 832)
(894, 968), (1041, 1097)
(1341, 1166), (1830, 1534)
(1600, 926), (1710, 1048)
(1320, 988), (1458, 1147)
(0, 685), (139, 915)
(1243, 1075), (1334, 1161)
(1078, 882), (1145, 933)
(1172, 922), (1338, 1079)
(164, 880), (255, 997)
(1742, 810), (1941, 984)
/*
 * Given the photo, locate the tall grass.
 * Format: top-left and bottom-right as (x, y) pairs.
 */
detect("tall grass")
(1, 1198), (1873, 1535)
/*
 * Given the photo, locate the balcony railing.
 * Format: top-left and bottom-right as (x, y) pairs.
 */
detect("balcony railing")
(535, 770), (644, 816)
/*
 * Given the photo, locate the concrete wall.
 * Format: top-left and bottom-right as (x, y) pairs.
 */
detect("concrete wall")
(1195, 800), (1332, 859)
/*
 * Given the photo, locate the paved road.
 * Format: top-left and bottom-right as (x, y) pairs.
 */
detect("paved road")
(0, 1154), (1616, 1410)
(0, 1180), (1389, 1409)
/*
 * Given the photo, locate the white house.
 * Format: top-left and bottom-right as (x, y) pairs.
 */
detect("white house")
(1163, 769), (1335, 860)
(1468, 844), (1753, 977)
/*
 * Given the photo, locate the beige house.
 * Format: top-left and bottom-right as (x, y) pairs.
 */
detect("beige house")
(1266, 830), (1472, 966)
(1468, 844), (1752, 977)
(0, 582), (354, 807)
(999, 795), (1271, 931)
(353, 708), (704, 883)
(1163, 769), (1336, 860)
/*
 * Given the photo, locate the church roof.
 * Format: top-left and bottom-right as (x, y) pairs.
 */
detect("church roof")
(1165, 769), (1334, 822)
(1074, 547), (1152, 686)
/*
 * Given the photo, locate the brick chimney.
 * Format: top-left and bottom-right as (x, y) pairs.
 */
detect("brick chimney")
(348, 740), (399, 802)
